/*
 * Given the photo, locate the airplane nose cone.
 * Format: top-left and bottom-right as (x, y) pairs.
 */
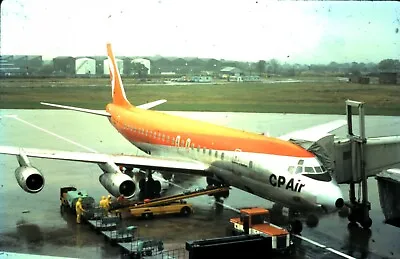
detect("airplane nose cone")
(317, 183), (344, 213)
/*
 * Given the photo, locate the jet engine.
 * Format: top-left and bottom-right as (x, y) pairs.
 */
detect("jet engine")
(14, 152), (45, 193)
(98, 162), (137, 199)
(15, 166), (45, 193)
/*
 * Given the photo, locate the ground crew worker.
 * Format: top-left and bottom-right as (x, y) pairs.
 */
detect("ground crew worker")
(99, 196), (107, 216)
(106, 195), (112, 210)
(75, 198), (85, 224)
(117, 194), (126, 202)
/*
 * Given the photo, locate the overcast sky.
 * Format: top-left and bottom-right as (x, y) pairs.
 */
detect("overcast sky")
(1, 0), (399, 64)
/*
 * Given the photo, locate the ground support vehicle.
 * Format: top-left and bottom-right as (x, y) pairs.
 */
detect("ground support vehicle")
(119, 238), (164, 258)
(129, 200), (193, 219)
(186, 234), (272, 259)
(87, 215), (121, 231)
(102, 225), (138, 244)
(60, 186), (95, 215)
(228, 207), (295, 255)
(109, 186), (229, 212)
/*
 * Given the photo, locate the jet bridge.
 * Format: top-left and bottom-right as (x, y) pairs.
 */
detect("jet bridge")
(290, 100), (400, 229)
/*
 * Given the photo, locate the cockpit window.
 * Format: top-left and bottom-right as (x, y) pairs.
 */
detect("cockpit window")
(297, 159), (304, 166)
(314, 166), (322, 173)
(305, 167), (314, 173)
(295, 166), (303, 174)
(288, 166), (295, 173)
(303, 172), (332, 182)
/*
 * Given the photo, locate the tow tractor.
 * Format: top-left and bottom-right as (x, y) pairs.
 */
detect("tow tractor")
(228, 207), (294, 254)
(60, 186), (95, 214)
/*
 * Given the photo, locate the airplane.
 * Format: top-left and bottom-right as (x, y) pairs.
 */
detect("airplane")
(0, 43), (346, 234)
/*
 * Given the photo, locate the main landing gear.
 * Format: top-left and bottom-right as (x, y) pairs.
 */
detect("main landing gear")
(206, 177), (230, 201)
(138, 173), (162, 200)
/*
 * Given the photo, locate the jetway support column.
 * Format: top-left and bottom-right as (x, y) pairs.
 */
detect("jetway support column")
(345, 100), (372, 229)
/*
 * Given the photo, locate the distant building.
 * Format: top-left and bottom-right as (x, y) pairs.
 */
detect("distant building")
(132, 58), (151, 75)
(349, 74), (370, 84)
(0, 56), (22, 76)
(190, 75), (212, 83)
(13, 55), (43, 74)
(93, 57), (107, 76)
(220, 67), (242, 78)
(75, 57), (96, 75)
(379, 72), (398, 84)
(53, 56), (75, 75)
(103, 58), (123, 75)
(242, 75), (261, 82)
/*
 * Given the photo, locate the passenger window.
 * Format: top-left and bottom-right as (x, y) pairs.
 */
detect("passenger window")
(249, 161), (253, 168)
(215, 150), (218, 158)
(305, 167), (315, 173)
(295, 166), (303, 174)
(221, 152), (225, 160)
(203, 148), (206, 154)
(192, 143), (195, 149)
(209, 149), (212, 156)
(197, 146), (200, 152)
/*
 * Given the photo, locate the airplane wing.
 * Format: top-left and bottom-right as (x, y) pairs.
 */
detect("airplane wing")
(40, 99), (167, 115)
(278, 119), (347, 141)
(41, 102), (111, 116)
(136, 99), (167, 110)
(0, 146), (209, 176)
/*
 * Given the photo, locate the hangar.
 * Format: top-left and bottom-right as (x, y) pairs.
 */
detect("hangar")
(53, 56), (75, 75)
(104, 58), (123, 75)
(132, 58), (151, 75)
(75, 57), (96, 75)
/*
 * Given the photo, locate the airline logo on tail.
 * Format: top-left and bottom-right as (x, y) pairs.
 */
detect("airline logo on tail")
(106, 43), (132, 108)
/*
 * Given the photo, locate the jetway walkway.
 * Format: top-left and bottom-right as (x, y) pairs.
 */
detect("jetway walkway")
(291, 100), (400, 229)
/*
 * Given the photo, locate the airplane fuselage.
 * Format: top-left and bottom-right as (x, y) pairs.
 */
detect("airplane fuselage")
(106, 104), (343, 213)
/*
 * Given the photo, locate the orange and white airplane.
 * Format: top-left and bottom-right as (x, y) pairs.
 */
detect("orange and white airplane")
(0, 43), (346, 232)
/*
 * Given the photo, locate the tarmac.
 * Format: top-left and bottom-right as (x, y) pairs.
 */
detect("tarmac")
(0, 109), (400, 259)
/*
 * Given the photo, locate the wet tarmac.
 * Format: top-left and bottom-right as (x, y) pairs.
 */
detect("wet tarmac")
(0, 109), (400, 259)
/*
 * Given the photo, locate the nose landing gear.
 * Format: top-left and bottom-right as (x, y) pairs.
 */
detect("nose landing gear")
(347, 201), (372, 229)
(206, 177), (230, 200)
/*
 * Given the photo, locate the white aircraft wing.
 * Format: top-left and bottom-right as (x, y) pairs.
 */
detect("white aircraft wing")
(136, 99), (167, 110)
(41, 102), (111, 116)
(0, 146), (209, 176)
(278, 119), (347, 141)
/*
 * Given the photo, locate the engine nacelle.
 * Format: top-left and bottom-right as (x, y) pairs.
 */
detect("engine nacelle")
(15, 166), (45, 193)
(98, 162), (136, 199)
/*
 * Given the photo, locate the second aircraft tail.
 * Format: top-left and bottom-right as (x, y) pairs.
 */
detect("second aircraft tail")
(106, 43), (132, 108)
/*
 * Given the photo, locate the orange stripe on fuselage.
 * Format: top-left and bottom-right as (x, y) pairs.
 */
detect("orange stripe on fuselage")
(106, 104), (314, 158)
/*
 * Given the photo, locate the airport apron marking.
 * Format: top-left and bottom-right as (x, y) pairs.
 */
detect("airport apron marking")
(269, 174), (305, 192)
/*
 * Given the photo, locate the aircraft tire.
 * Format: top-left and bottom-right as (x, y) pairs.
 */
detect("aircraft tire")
(153, 180), (161, 194)
(306, 214), (319, 228)
(289, 220), (303, 234)
(361, 217), (372, 229)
